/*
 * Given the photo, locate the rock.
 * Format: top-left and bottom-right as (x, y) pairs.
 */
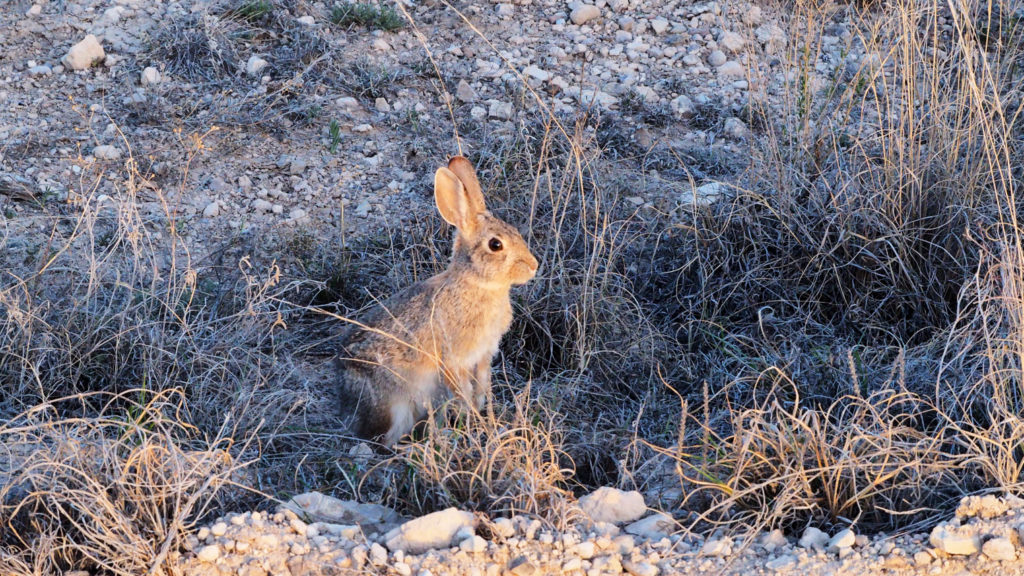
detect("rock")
(384, 508), (476, 554)
(982, 537), (1016, 561)
(579, 487), (647, 524)
(250, 198), (272, 214)
(141, 67), (161, 86)
(92, 145), (122, 160)
(523, 65), (550, 81)
(707, 50), (727, 67)
(799, 527), (829, 550)
(196, 545), (220, 563)
(28, 65), (52, 76)
(289, 208), (307, 220)
(278, 492), (404, 529)
(355, 199), (372, 217)
(701, 537), (732, 557)
(929, 524), (980, 556)
(246, 55), (268, 77)
(913, 550), (933, 566)
(369, 542), (388, 566)
(719, 31), (745, 53)
(670, 95), (694, 118)
(755, 24), (787, 55)
(957, 494), (1016, 519)
(353, 124), (373, 133)
(460, 535), (487, 553)
(650, 17), (669, 35)
(508, 555), (536, 576)
(625, 513), (675, 540)
(210, 522), (228, 537)
(337, 96), (360, 111)
(717, 61), (745, 78)
(289, 159), (306, 175)
(492, 517), (515, 539)
(742, 5), (763, 26)
(63, 35), (105, 70)
(622, 559), (658, 576)
(765, 554), (796, 570)
(829, 529), (856, 550)
(570, 4), (601, 25)
(496, 3), (514, 17)
(723, 117), (747, 138)
(456, 80), (478, 103)
(375, 98), (391, 113)
(26, 4), (42, 16)
(297, 15), (315, 26)
(761, 529), (788, 552)
(574, 541), (596, 559)
(488, 101), (513, 120)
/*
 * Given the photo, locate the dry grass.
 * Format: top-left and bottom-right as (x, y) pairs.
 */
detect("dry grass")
(3, 0), (1024, 570)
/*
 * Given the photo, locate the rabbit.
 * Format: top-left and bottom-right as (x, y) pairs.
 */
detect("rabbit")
(336, 156), (539, 446)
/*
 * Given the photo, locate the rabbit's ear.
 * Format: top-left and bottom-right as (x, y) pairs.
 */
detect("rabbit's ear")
(435, 166), (478, 235)
(448, 156), (486, 213)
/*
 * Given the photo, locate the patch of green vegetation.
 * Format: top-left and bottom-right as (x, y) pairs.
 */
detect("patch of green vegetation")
(327, 119), (342, 153)
(330, 2), (405, 31)
(231, 0), (273, 22)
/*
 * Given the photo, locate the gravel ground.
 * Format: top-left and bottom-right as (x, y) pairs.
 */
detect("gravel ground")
(176, 491), (1024, 576)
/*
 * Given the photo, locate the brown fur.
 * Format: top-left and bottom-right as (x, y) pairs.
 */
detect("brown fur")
(337, 156), (539, 446)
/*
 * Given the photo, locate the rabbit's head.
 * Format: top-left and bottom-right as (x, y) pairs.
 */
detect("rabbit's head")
(434, 156), (538, 287)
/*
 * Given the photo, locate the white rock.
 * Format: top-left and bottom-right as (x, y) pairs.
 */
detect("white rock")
(141, 67), (161, 86)
(369, 542), (388, 566)
(492, 518), (515, 539)
(723, 117), (747, 138)
(829, 529), (856, 550)
(929, 524), (980, 556)
(622, 559), (659, 576)
(719, 31), (746, 53)
(460, 535), (487, 553)
(246, 55), (268, 76)
(289, 208), (307, 220)
(210, 522), (228, 537)
(765, 554), (796, 570)
(26, 4), (42, 16)
(742, 5), (763, 26)
(799, 527), (829, 550)
(570, 4), (601, 25)
(384, 508), (475, 554)
(625, 513), (675, 540)
(63, 35), (105, 70)
(574, 541), (596, 559)
(92, 145), (122, 160)
(650, 17), (669, 34)
(196, 545), (220, 562)
(702, 537), (733, 557)
(670, 95), (694, 118)
(707, 50), (727, 67)
(761, 529), (788, 552)
(373, 38), (391, 51)
(488, 101), (513, 120)
(913, 550), (933, 566)
(456, 80), (478, 102)
(353, 123), (373, 133)
(337, 96), (360, 110)
(102, 6), (124, 23)
(252, 199), (274, 213)
(579, 487), (647, 524)
(297, 15), (315, 26)
(982, 537), (1016, 561)
(755, 24), (787, 55)
(717, 61), (745, 78)
(28, 65), (52, 76)
(523, 65), (550, 81)
(496, 3), (514, 17)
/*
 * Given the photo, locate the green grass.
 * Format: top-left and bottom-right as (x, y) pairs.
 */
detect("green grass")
(330, 2), (406, 31)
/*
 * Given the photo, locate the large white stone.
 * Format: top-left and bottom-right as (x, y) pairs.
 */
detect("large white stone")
(384, 508), (476, 554)
(578, 487), (647, 524)
(929, 524), (980, 556)
(570, 4), (601, 25)
(63, 35), (105, 70)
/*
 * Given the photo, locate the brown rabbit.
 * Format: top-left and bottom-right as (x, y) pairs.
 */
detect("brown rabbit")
(336, 156), (539, 446)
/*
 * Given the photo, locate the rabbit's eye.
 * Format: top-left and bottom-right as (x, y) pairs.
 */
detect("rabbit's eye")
(488, 238), (503, 252)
